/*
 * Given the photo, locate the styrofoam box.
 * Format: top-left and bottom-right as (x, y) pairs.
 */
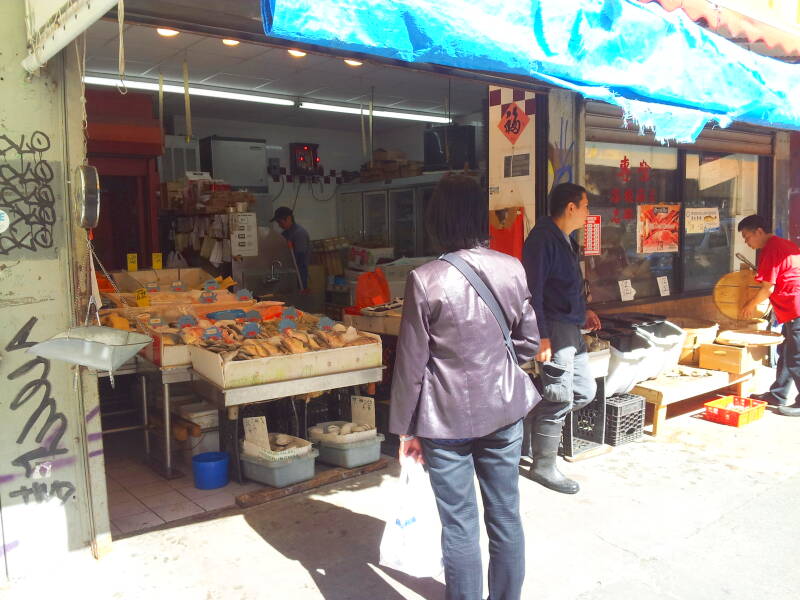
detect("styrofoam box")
(317, 435), (385, 468)
(110, 267), (214, 292)
(241, 449), (319, 488)
(139, 334), (191, 367)
(189, 332), (382, 389)
(179, 402), (219, 429)
(588, 348), (611, 379)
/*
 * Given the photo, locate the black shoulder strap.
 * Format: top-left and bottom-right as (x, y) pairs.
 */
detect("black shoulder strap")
(439, 253), (517, 362)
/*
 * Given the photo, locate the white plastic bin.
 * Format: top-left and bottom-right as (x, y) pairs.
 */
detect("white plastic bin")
(317, 435), (385, 468)
(240, 449), (319, 488)
(603, 330), (654, 396)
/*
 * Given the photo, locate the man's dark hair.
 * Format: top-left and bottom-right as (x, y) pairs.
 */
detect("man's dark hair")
(549, 183), (587, 217)
(426, 174), (488, 252)
(737, 214), (771, 233)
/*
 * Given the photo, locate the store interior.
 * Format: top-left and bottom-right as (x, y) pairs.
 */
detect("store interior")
(82, 21), (490, 535)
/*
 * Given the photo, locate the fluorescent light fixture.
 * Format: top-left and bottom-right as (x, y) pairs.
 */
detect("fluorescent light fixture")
(287, 49), (307, 58)
(344, 59), (363, 67)
(300, 101), (451, 123)
(157, 28), (180, 37)
(222, 39), (240, 47)
(83, 76), (295, 106)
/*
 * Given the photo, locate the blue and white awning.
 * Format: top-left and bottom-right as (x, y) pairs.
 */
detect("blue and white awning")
(262, 0), (800, 143)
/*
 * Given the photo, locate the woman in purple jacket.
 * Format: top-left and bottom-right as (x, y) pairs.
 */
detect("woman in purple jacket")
(390, 174), (541, 600)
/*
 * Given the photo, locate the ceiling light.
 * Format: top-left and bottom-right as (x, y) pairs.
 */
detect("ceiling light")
(222, 39), (240, 47)
(83, 75), (296, 106)
(156, 28), (180, 37)
(287, 49), (307, 58)
(300, 101), (451, 123)
(344, 59), (363, 67)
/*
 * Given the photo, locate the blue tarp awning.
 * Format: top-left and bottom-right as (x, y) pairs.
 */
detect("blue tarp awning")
(261, 0), (800, 143)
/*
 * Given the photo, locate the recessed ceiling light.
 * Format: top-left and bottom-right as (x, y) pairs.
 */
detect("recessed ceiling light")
(156, 28), (180, 38)
(287, 49), (307, 58)
(344, 59), (363, 67)
(222, 39), (240, 47)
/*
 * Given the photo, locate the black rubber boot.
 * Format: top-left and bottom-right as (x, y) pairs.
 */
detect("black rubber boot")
(527, 421), (579, 494)
(777, 403), (800, 417)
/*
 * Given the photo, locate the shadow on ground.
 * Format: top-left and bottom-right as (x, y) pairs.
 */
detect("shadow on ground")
(244, 495), (445, 599)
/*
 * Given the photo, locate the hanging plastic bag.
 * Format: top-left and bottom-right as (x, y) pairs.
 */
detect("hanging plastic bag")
(355, 268), (390, 309)
(166, 250), (189, 269)
(379, 456), (444, 578)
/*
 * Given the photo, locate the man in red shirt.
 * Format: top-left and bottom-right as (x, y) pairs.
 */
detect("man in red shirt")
(739, 215), (800, 416)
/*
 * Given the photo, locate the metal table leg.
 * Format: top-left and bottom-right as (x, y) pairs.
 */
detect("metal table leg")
(140, 374), (150, 456)
(163, 382), (172, 477)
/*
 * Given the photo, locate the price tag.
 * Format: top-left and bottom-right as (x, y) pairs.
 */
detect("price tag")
(657, 276), (670, 297)
(278, 318), (296, 331)
(201, 326), (222, 341)
(199, 291), (217, 304)
(202, 279), (221, 291)
(148, 317), (164, 327)
(135, 288), (150, 307)
(171, 280), (186, 292)
(243, 416), (270, 447)
(177, 315), (197, 329)
(127, 253), (138, 272)
(236, 288), (254, 301)
(145, 282), (160, 293)
(242, 322), (261, 338)
(318, 316), (335, 330)
(244, 310), (261, 322)
(151, 252), (163, 270)
(618, 279), (636, 302)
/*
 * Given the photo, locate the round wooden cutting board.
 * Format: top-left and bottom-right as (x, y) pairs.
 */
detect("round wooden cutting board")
(715, 329), (784, 347)
(712, 269), (770, 321)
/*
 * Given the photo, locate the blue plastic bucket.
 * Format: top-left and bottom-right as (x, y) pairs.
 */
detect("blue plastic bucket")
(192, 452), (229, 490)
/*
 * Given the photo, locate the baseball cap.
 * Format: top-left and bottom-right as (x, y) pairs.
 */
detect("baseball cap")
(270, 206), (293, 222)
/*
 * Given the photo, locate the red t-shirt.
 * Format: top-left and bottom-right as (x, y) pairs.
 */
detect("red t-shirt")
(756, 235), (800, 323)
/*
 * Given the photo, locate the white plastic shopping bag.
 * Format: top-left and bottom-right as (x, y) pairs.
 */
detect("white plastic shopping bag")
(379, 455), (444, 578)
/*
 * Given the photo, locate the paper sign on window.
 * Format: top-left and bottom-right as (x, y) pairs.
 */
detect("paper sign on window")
(685, 207), (720, 234)
(618, 279), (636, 302)
(657, 276), (670, 297)
(637, 204), (680, 254)
(584, 215), (602, 256)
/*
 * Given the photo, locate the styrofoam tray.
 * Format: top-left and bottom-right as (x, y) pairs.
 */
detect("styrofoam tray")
(308, 420), (378, 444)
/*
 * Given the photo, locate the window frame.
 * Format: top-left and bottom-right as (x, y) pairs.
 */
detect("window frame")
(555, 146), (771, 310)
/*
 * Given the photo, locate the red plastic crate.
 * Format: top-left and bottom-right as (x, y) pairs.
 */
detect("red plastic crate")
(703, 395), (767, 427)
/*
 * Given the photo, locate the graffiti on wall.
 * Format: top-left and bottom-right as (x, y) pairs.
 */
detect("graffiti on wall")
(0, 132), (56, 255)
(548, 117), (574, 188)
(4, 317), (75, 505)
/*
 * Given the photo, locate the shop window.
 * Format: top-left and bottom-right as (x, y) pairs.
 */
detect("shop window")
(584, 143), (678, 303)
(682, 152), (758, 292)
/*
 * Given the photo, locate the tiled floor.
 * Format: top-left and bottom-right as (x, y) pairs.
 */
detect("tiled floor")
(103, 431), (263, 536)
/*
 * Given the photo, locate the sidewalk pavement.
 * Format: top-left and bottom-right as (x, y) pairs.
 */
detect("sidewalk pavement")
(5, 405), (800, 599)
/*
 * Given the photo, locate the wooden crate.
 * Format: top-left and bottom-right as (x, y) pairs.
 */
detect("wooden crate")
(698, 343), (768, 375)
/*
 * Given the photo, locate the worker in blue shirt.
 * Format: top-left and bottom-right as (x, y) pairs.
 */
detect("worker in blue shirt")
(271, 206), (310, 291)
(522, 183), (601, 494)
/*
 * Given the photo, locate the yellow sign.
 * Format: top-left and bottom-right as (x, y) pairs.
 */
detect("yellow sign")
(135, 288), (150, 307)
(127, 253), (138, 272)
(152, 252), (163, 270)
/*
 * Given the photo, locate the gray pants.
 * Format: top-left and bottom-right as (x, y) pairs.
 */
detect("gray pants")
(530, 319), (597, 428)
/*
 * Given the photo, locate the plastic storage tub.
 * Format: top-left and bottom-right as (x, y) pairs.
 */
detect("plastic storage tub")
(240, 449), (319, 488)
(192, 451), (229, 490)
(601, 313), (686, 378)
(598, 327), (654, 396)
(317, 435), (385, 468)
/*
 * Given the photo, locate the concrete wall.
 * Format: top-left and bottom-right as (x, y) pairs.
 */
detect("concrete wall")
(0, 0), (107, 582)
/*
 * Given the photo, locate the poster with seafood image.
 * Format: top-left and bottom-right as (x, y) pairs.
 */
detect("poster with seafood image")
(637, 204), (680, 254)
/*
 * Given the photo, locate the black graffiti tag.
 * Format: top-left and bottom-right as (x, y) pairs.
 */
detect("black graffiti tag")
(4, 317), (75, 504)
(0, 131), (56, 255)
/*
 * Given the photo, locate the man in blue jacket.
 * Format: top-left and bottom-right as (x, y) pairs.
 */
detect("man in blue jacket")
(522, 183), (601, 494)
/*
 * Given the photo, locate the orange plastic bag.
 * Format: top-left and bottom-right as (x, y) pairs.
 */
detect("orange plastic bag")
(356, 268), (390, 309)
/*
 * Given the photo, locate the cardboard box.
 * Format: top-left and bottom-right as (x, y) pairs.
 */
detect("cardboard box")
(189, 333), (382, 389)
(698, 343), (769, 375)
(372, 149), (406, 162)
(347, 246), (394, 271)
(139, 333), (192, 367)
(110, 268), (215, 292)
